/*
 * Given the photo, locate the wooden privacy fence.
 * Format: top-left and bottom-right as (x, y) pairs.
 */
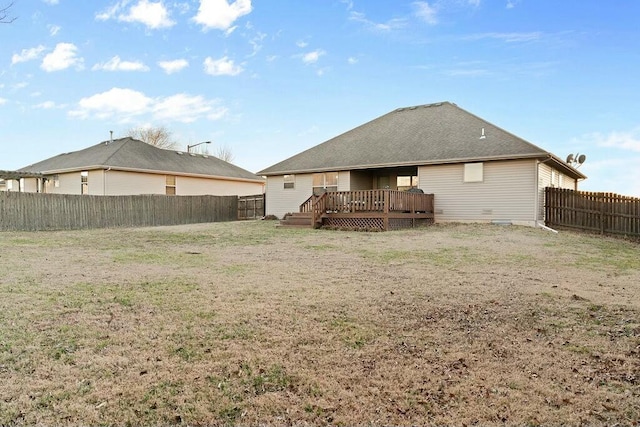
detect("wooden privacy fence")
(545, 187), (640, 238)
(237, 194), (265, 220)
(0, 192), (239, 231)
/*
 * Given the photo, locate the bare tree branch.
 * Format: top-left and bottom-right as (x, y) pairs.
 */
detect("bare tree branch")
(1, 2), (16, 24)
(215, 145), (235, 163)
(126, 126), (177, 149)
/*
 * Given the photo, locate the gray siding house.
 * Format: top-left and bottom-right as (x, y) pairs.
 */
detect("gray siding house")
(258, 102), (586, 226)
(8, 137), (265, 196)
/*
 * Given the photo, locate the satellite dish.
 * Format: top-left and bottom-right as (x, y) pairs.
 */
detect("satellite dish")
(565, 152), (587, 168)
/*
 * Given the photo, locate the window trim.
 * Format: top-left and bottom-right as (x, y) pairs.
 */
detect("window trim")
(463, 163), (483, 183)
(80, 171), (88, 195)
(166, 175), (176, 195)
(283, 174), (295, 189)
(312, 172), (339, 194)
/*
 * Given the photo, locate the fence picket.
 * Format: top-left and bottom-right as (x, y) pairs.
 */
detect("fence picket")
(545, 187), (640, 238)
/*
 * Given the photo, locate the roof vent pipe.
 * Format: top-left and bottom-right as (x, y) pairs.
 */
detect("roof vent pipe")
(109, 130), (113, 144)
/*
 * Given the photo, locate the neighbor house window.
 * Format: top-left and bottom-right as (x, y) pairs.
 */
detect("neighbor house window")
(312, 172), (338, 195)
(397, 175), (418, 191)
(81, 171), (88, 194)
(166, 175), (176, 195)
(283, 174), (295, 189)
(463, 163), (483, 183)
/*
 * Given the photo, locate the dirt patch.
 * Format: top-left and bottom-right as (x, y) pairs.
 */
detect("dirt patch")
(0, 221), (638, 425)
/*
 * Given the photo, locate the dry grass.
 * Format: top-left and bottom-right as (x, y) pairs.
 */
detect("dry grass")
(0, 221), (638, 426)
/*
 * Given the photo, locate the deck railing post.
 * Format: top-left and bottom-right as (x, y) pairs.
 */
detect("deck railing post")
(383, 190), (390, 231)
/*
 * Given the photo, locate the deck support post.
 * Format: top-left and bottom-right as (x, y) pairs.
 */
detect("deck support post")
(383, 190), (390, 231)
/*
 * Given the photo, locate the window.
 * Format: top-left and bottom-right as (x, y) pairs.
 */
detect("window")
(81, 171), (88, 194)
(283, 174), (295, 189)
(312, 172), (338, 195)
(464, 163), (483, 183)
(397, 175), (418, 191)
(166, 175), (176, 195)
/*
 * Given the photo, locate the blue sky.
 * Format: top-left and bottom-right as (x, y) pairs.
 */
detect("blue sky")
(1, 0), (639, 196)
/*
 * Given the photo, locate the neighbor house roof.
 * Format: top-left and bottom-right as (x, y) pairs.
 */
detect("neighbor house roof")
(258, 102), (586, 180)
(18, 137), (264, 183)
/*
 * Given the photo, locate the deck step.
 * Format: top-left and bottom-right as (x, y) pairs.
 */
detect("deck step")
(279, 212), (313, 228)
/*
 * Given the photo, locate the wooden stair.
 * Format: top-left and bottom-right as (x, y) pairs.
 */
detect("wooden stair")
(278, 212), (313, 228)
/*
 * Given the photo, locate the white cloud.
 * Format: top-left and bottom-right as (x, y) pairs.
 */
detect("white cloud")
(349, 11), (406, 32)
(585, 128), (640, 152)
(69, 88), (152, 120)
(413, 1), (438, 25)
(41, 43), (83, 72)
(340, 0), (354, 10)
(42, 0), (59, 4)
(302, 49), (325, 64)
(97, 0), (175, 29)
(468, 0), (481, 6)
(580, 157), (640, 197)
(153, 93), (228, 123)
(203, 56), (243, 76)
(348, 56), (358, 65)
(34, 101), (57, 109)
(296, 40), (308, 48)
(506, 0), (520, 8)
(95, 2), (122, 21)
(11, 45), (46, 65)
(463, 32), (543, 43)
(297, 125), (319, 137)
(0, 98), (7, 106)
(92, 56), (150, 72)
(158, 59), (189, 74)
(444, 68), (490, 77)
(248, 32), (266, 57)
(68, 87), (227, 123)
(48, 25), (61, 36)
(193, 0), (252, 31)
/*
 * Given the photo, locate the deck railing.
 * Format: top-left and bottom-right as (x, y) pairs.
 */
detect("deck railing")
(312, 192), (328, 226)
(299, 195), (314, 213)
(298, 189), (435, 230)
(319, 189), (434, 213)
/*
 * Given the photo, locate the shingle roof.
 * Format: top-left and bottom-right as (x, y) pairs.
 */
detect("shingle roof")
(258, 102), (586, 179)
(18, 137), (264, 182)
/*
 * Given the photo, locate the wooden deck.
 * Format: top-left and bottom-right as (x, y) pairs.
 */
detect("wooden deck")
(295, 189), (434, 231)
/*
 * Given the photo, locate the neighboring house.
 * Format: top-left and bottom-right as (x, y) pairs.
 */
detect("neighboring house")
(258, 102), (586, 226)
(8, 137), (264, 196)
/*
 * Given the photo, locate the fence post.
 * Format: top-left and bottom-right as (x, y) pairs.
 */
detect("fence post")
(599, 193), (605, 235)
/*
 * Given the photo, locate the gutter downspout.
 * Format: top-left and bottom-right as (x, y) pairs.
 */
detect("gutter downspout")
(537, 221), (558, 234)
(538, 155), (556, 224)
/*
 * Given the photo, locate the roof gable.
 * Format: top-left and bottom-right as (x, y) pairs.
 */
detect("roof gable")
(258, 102), (583, 179)
(19, 138), (263, 182)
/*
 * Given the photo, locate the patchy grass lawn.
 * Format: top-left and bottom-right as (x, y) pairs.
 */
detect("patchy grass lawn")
(0, 221), (638, 426)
